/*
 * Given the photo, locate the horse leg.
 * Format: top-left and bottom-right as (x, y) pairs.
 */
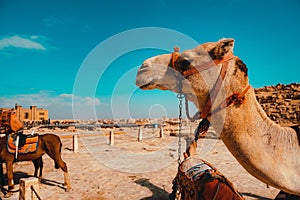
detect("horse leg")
(52, 158), (70, 192)
(33, 159), (39, 177)
(5, 161), (14, 197)
(63, 171), (70, 192)
(53, 158), (70, 192)
(0, 163), (4, 186)
(33, 157), (43, 181)
(46, 147), (71, 191)
(0, 163), (7, 196)
(39, 157), (43, 179)
(6, 162), (14, 191)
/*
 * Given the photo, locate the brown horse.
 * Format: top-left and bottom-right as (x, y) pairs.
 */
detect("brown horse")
(0, 133), (71, 194)
(0, 110), (70, 195)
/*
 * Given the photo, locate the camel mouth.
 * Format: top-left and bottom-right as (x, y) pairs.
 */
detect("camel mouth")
(139, 83), (152, 90)
(138, 82), (158, 90)
(139, 82), (169, 90)
(156, 84), (169, 90)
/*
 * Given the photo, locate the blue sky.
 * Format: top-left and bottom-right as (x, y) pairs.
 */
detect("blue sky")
(0, 0), (299, 119)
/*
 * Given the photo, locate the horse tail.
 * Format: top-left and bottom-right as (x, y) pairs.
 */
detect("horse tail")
(55, 162), (59, 169)
(54, 139), (62, 169)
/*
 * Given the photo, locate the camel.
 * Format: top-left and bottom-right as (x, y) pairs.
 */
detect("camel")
(136, 38), (300, 196)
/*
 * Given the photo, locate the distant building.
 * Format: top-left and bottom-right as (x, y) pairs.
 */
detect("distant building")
(0, 104), (49, 122)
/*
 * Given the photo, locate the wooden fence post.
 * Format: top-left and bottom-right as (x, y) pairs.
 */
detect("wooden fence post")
(109, 131), (114, 146)
(19, 177), (40, 200)
(73, 134), (79, 153)
(159, 127), (164, 138)
(138, 127), (143, 142)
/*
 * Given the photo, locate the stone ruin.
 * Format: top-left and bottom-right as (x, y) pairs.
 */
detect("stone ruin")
(255, 83), (300, 125)
(163, 83), (299, 137)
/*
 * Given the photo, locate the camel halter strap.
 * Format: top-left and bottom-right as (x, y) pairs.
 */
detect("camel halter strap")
(182, 51), (236, 77)
(171, 49), (250, 141)
(171, 49), (235, 118)
(171, 49), (235, 119)
(192, 58), (232, 141)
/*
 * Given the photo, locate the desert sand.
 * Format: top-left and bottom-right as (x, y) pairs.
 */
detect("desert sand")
(1, 127), (279, 200)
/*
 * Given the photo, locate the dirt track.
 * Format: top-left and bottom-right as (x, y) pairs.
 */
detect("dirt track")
(1, 128), (279, 200)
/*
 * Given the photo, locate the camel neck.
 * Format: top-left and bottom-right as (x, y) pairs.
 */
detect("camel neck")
(220, 88), (290, 142)
(215, 88), (300, 193)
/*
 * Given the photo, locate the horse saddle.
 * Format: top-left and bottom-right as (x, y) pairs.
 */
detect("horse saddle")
(7, 134), (39, 154)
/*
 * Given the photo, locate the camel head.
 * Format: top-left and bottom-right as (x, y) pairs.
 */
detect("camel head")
(136, 38), (248, 110)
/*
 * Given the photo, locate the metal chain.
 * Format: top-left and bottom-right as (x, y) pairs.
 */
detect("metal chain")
(177, 92), (184, 164)
(31, 185), (42, 200)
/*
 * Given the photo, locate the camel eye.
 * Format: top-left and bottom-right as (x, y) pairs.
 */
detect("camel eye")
(181, 59), (190, 66)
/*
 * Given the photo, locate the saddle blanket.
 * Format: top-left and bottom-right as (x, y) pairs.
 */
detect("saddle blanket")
(173, 157), (244, 200)
(7, 135), (38, 154)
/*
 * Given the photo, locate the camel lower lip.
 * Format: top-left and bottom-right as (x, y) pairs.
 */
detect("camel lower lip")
(139, 83), (152, 90)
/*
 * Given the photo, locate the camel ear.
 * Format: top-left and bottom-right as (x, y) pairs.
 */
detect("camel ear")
(218, 38), (235, 47)
(209, 38), (235, 60)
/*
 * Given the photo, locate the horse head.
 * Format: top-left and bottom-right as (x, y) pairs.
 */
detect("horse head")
(0, 110), (24, 133)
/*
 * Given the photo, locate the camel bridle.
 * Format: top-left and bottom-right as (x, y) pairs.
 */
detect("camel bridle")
(171, 49), (251, 141)
(169, 48), (249, 200)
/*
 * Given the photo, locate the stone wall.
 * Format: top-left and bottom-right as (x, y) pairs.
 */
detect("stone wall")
(255, 83), (300, 125)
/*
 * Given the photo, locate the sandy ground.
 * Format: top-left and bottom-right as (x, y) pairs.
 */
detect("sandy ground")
(1, 127), (280, 200)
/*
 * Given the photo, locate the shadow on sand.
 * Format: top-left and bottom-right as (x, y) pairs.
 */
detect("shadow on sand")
(134, 179), (284, 200)
(242, 192), (273, 200)
(1, 171), (30, 187)
(243, 192), (300, 200)
(134, 178), (169, 200)
(40, 178), (66, 191)
(0, 171), (30, 196)
(0, 170), (65, 194)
